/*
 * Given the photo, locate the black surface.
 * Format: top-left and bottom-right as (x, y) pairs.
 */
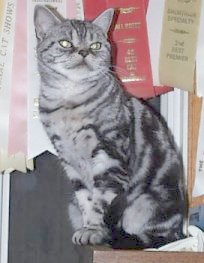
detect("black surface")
(9, 152), (92, 263)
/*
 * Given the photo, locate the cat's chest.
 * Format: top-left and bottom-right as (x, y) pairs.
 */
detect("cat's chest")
(44, 110), (99, 168)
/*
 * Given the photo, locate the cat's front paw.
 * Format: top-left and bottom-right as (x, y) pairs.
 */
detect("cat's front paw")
(72, 227), (107, 245)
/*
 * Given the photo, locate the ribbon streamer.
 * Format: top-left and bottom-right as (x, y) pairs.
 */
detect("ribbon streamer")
(0, 0), (34, 172)
(147, 0), (165, 86)
(67, 0), (77, 19)
(159, 0), (201, 92)
(196, 1), (204, 97)
(0, 0), (17, 172)
(9, 0), (27, 155)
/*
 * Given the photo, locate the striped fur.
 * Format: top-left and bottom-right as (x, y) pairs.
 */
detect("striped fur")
(34, 6), (186, 248)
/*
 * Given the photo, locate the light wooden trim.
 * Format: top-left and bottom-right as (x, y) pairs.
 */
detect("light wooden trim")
(188, 94), (204, 207)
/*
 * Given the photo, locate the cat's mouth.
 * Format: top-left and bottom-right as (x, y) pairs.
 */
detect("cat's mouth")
(66, 58), (94, 72)
(75, 60), (93, 71)
(78, 61), (87, 67)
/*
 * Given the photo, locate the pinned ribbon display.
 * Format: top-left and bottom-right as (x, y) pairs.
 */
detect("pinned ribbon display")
(1, 0), (204, 174)
(0, 0), (86, 173)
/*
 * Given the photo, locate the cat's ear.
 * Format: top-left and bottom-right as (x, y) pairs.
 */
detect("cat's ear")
(92, 8), (114, 34)
(34, 5), (61, 40)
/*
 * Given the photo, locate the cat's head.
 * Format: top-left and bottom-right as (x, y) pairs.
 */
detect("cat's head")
(34, 5), (114, 82)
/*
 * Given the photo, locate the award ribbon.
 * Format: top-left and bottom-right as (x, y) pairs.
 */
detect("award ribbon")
(84, 0), (155, 99)
(76, 0), (84, 20)
(67, 0), (77, 19)
(196, 1), (204, 97)
(159, 0), (202, 92)
(147, 0), (173, 96)
(9, 0), (27, 156)
(0, 0), (17, 172)
(7, 0), (33, 173)
(147, 0), (165, 86)
(67, 0), (84, 19)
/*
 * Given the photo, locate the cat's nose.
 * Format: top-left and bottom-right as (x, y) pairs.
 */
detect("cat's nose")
(78, 49), (89, 58)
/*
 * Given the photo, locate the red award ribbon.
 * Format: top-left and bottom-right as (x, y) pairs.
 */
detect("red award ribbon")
(83, 0), (155, 99)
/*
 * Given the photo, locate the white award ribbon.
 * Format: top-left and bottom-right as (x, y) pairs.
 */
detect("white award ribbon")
(196, 1), (204, 98)
(193, 100), (204, 197)
(0, 0), (16, 171)
(76, 0), (84, 20)
(146, 0), (165, 86)
(27, 0), (67, 160)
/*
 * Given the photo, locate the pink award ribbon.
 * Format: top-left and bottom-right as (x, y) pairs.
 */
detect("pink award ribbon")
(8, 0), (27, 155)
(0, 0), (17, 171)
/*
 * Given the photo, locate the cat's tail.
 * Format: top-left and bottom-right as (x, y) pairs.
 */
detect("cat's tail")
(107, 228), (179, 249)
(108, 229), (149, 249)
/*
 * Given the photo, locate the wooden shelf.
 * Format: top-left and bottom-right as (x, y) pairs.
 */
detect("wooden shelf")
(93, 248), (204, 263)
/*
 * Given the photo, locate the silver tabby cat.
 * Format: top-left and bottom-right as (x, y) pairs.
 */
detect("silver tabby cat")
(34, 5), (185, 248)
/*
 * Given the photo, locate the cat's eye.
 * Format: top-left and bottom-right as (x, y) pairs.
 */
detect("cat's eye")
(59, 40), (72, 48)
(90, 42), (102, 50)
